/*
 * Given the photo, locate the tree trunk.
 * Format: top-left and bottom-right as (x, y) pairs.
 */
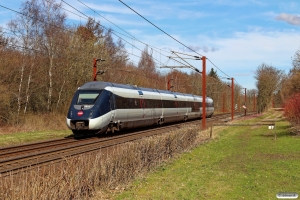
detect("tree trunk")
(24, 61), (34, 114)
(47, 53), (53, 112)
(17, 62), (25, 123)
(56, 79), (66, 109)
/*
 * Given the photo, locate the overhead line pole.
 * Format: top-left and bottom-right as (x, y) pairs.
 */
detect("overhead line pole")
(160, 54), (207, 130)
(92, 58), (105, 81)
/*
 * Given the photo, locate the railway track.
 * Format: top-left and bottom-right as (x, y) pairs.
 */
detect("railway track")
(0, 112), (252, 176)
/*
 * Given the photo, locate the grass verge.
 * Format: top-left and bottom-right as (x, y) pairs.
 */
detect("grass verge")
(114, 112), (300, 200)
(0, 113), (71, 147)
(0, 130), (72, 147)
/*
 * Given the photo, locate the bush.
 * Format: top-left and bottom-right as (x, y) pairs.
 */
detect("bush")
(284, 93), (300, 125)
(0, 126), (200, 199)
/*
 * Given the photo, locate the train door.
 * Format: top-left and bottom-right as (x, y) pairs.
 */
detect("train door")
(109, 91), (115, 122)
(139, 98), (146, 126)
(157, 92), (163, 123)
(174, 94), (178, 118)
(150, 98), (156, 125)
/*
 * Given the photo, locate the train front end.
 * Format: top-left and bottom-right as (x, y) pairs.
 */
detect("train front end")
(66, 83), (112, 134)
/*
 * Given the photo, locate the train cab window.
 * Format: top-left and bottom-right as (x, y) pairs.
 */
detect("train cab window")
(77, 90), (102, 105)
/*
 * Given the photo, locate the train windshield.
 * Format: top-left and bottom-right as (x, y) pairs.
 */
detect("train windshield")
(76, 90), (102, 105)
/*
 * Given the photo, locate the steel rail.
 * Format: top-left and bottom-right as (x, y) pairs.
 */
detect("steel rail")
(0, 112), (253, 176)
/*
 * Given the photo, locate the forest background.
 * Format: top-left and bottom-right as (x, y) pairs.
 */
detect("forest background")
(0, 0), (300, 131)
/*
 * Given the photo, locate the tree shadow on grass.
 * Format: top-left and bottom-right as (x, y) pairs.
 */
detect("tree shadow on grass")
(256, 125), (298, 138)
(260, 118), (286, 123)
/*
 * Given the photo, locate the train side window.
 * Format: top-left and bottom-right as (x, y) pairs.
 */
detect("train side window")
(178, 101), (186, 108)
(146, 99), (151, 108)
(169, 100), (172, 108)
(134, 99), (138, 107)
(144, 99), (148, 108)
(150, 99), (155, 108)
(139, 99), (144, 108)
(110, 94), (115, 110)
(115, 95), (123, 109)
(163, 100), (167, 108)
(129, 98), (138, 109)
(164, 100), (172, 108)
(157, 100), (162, 108)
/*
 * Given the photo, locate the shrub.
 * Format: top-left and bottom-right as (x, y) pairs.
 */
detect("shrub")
(284, 93), (300, 125)
(0, 126), (200, 199)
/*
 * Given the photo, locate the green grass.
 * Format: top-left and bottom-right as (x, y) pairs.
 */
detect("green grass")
(0, 130), (72, 147)
(115, 114), (300, 200)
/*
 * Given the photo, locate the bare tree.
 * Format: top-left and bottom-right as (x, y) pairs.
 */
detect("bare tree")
(280, 49), (300, 99)
(138, 46), (156, 78)
(254, 63), (283, 112)
(38, 0), (66, 111)
(7, 0), (42, 121)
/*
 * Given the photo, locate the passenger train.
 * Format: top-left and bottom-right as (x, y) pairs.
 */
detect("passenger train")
(66, 81), (214, 134)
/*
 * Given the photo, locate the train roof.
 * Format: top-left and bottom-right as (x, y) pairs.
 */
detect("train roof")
(79, 81), (213, 100)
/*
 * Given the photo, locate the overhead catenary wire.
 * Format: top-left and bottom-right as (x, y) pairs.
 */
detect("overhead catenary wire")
(2, 2), (229, 81)
(207, 58), (231, 78)
(118, 0), (204, 58)
(70, 0), (174, 65)
(1, 2), (244, 89)
(118, 0), (235, 80)
(61, 0), (170, 67)
(75, 0), (173, 56)
(2, 25), (138, 69)
(62, 1), (199, 70)
(0, 3), (169, 69)
(0, 4), (177, 86)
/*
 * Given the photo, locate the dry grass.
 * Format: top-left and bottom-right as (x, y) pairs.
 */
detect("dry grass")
(0, 113), (68, 135)
(0, 125), (207, 200)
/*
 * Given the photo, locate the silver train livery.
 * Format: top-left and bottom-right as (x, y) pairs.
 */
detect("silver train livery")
(66, 81), (214, 134)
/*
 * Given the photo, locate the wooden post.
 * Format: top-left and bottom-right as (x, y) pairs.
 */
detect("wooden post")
(274, 122), (276, 140)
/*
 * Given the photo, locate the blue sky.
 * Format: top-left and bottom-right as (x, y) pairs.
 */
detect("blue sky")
(1, 0), (300, 90)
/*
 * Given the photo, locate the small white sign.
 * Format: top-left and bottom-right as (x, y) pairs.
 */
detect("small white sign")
(269, 125), (274, 129)
(276, 192), (298, 199)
